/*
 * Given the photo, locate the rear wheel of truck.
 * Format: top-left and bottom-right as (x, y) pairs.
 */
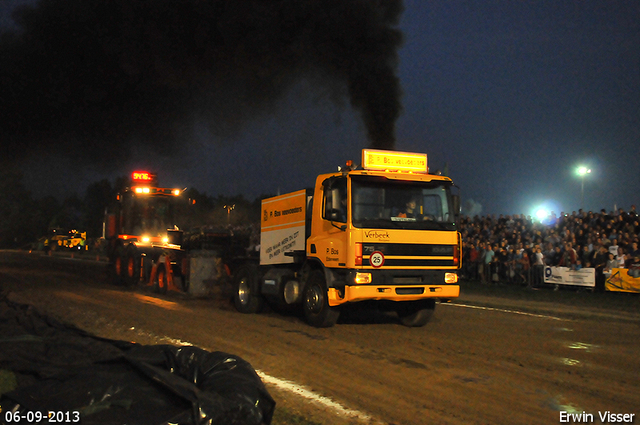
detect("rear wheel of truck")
(233, 266), (264, 314)
(141, 256), (152, 286)
(111, 246), (125, 285)
(123, 247), (140, 287)
(396, 299), (436, 327)
(303, 270), (340, 328)
(154, 263), (168, 295)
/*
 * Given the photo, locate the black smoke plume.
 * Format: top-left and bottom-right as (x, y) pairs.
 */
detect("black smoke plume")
(0, 0), (403, 166)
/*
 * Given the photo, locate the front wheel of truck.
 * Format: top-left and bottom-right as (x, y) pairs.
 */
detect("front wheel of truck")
(303, 271), (340, 328)
(233, 266), (264, 314)
(396, 299), (436, 327)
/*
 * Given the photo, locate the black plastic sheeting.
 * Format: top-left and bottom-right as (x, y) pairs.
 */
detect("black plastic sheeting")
(0, 297), (275, 424)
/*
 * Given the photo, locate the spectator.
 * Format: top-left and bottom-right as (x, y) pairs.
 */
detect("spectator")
(505, 246), (516, 283)
(593, 245), (609, 292)
(580, 244), (593, 268)
(517, 245), (530, 285)
(604, 252), (617, 276)
(468, 242), (480, 280)
(552, 245), (563, 266)
(532, 246), (544, 288)
(628, 241), (640, 267)
(477, 241), (486, 282)
(543, 243), (555, 266)
(609, 239), (619, 257)
(575, 258), (583, 270)
(616, 246), (626, 268)
(560, 242), (577, 269)
(462, 241), (472, 280)
(491, 245), (501, 283)
(482, 243), (495, 283)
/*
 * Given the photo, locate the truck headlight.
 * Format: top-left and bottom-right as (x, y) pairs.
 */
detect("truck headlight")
(355, 273), (372, 284)
(445, 273), (458, 284)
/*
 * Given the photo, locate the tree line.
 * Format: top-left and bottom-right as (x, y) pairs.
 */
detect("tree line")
(0, 169), (266, 249)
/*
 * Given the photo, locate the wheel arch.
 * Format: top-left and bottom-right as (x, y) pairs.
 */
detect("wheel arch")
(299, 258), (325, 294)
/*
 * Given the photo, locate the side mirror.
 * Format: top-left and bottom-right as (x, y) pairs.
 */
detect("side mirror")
(330, 188), (345, 222)
(452, 195), (461, 219)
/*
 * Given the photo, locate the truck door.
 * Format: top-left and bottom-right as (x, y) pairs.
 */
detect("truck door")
(317, 177), (347, 268)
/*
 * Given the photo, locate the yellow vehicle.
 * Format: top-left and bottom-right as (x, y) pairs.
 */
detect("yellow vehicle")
(233, 149), (461, 327)
(64, 231), (87, 250)
(41, 229), (87, 251)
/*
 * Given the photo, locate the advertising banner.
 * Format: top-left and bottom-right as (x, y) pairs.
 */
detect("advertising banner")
(605, 268), (640, 293)
(544, 266), (595, 288)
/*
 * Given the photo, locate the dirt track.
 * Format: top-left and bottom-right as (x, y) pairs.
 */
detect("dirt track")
(1, 252), (639, 424)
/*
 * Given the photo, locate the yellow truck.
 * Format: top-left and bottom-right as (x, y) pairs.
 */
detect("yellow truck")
(233, 149), (461, 327)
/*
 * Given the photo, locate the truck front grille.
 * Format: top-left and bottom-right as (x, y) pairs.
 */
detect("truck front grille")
(395, 287), (425, 295)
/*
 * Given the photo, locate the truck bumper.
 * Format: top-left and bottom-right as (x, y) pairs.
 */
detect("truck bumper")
(327, 284), (460, 306)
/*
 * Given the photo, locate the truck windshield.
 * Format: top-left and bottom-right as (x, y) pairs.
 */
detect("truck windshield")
(122, 193), (185, 236)
(351, 176), (456, 230)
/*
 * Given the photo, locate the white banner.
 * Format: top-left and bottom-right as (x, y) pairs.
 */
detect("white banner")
(260, 226), (304, 265)
(544, 266), (595, 287)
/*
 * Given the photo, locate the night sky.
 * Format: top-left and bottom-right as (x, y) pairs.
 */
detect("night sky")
(1, 1), (638, 217)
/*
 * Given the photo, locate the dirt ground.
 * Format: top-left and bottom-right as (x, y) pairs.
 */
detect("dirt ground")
(1, 251), (639, 424)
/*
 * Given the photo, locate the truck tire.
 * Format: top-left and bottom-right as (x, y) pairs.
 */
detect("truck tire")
(141, 256), (153, 286)
(303, 270), (340, 328)
(123, 246), (140, 287)
(154, 263), (168, 294)
(396, 299), (436, 327)
(233, 266), (264, 314)
(111, 246), (125, 285)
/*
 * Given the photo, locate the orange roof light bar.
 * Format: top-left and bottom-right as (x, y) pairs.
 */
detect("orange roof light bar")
(131, 187), (181, 196)
(362, 149), (428, 173)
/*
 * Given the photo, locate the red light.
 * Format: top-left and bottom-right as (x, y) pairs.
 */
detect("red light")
(132, 171), (151, 182)
(355, 243), (362, 267)
(453, 233), (461, 267)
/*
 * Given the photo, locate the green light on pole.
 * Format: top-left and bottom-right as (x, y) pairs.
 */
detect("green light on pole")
(577, 167), (591, 209)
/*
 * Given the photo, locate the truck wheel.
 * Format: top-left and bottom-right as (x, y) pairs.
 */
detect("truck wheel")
(154, 263), (168, 294)
(123, 247), (140, 287)
(233, 266), (264, 314)
(396, 299), (436, 327)
(141, 256), (152, 285)
(111, 246), (125, 285)
(303, 270), (340, 328)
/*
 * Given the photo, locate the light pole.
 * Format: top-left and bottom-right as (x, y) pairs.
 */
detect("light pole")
(577, 167), (591, 210)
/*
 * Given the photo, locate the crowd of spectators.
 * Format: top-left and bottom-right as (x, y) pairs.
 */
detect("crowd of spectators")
(459, 206), (640, 291)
